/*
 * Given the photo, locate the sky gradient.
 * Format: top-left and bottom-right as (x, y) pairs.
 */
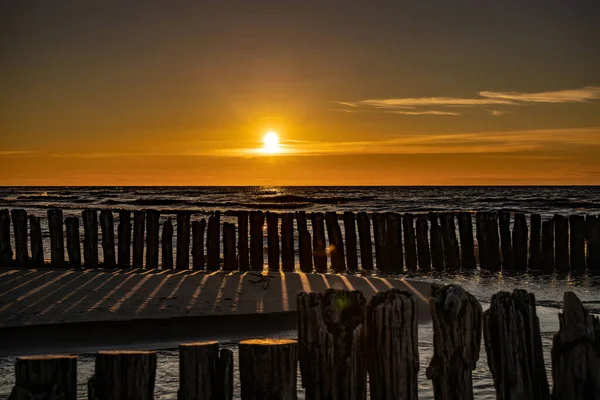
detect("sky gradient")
(1, 1), (600, 185)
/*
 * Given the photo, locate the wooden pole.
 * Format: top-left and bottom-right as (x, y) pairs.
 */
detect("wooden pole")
(0, 209), (13, 264)
(216, 349), (234, 400)
(47, 209), (65, 266)
(296, 211), (313, 273)
(415, 214), (431, 272)
(529, 214), (542, 270)
(541, 219), (555, 272)
(403, 213), (418, 271)
(10, 355), (77, 400)
(65, 217), (81, 267)
(569, 215), (585, 272)
(100, 210), (116, 267)
(82, 210), (99, 267)
(475, 211), (487, 269)
(88, 350), (156, 400)
(553, 215), (569, 272)
(223, 222), (236, 271)
(179, 342), (232, 400)
(512, 213), (528, 271)
(146, 210), (160, 269)
(192, 219), (206, 270)
(29, 215), (44, 265)
(486, 212), (502, 271)
(206, 212), (220, 271)
(429, 213), (444, 271)
(162, 218), (174, 270)
(373, 212), (389, 272)
(325, 211), (346, 273)
(498, 211), (513, 270)
(551, 292), (600, 399)
(386, 212), (403, 273)
(117, 210), (131, 267)
(132, 211), (145, 268)
(440, 213), (460, 271)
(366, 289), (419, 400)
(176, 211), (191, 270)
(426, 284), (482, 400)
(237, 211), (249, 271)
(344, 211), (359, 272)
(239, 339), (298, 400)
(483, 290), (550, 400)
(356, 212), (373, 271)
(297, 289), (367, 400)
(249, 211), (264, 271)
(311, 212), (327, 273)
(281, 212), (295, 272)
(266, 211), (280, 272)
(586, 215), (600, 271)
(11, 209), (28, 263)
(457, 212), (476, 270)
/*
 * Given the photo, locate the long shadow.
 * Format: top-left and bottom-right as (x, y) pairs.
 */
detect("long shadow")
(0, 270), (56, 300)
(0, 271), (74, 315)
(181, 271), (225, 315)
(283, 272), (303, 311)
(0, 269), (37, 287)
(135, 271), (176, 315)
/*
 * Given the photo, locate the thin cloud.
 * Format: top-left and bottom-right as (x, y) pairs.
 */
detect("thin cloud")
(0, 150), (34, 156)
(392, 110), (460, 116)
(479, 86), (600, 103)
(489, 110), (506, 116)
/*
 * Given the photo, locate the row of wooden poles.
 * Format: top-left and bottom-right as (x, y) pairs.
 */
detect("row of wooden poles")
(1, 208), (600, 273)
(8, 286), (599, 400)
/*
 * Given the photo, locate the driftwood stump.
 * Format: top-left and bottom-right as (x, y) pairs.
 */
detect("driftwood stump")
(176, 211), (191, 270)
(239, 339), (298, 400)
(356, 212), (373, 271)
(237, 211), (249, 271)
(366, 289), (419, 400)
(82, 210), (99, 267)
(47, 209), (64, 266)
(297, 211), (313, 273)
(249, 211), (264, 271)
(146, 210), (160, 269)
(65, 217), (81, 267)
(162, 218), (174, 269)
(483, 290), (550, 400)
(117, 210), (131, 267)
(416, 214), (431, 272)
(9, 355), (77, 400)
(132, 210), (145, 268)
(457, 212), (476, 270)
(192, 219), (206, 270)
(0, 209), (13, 264)
(11, 209), (28, 263)
(100, 210), (116, 267)
(29, 215), (44, 265)
(297, 289), (367, 400)
(311, 212), (327, 273)
(178, 341), (233, 400)
(551, 292), (600, 400)
(426, 284), (482, 400)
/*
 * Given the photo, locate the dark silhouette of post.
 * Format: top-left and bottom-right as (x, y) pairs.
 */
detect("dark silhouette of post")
(65, 217), (81, 267)
(553, 215), (569, 272)
(47, 209), (64, 265)
(192, 219), (206, 270)
(237, 211), (249, 271)
(569, 215), (585, 271)
(498, 211), (513, 270)
(512, 213), (528, 271)
(343, 212), (359, 272)
(311, 212), (327, 273)
(176, 211), (191, 270)
(356, 212), (373, 271)
(249, 211), (264, 271)
(386, 212), (403, 273)
(429, 213), (444, 271)
(11, 209), (28, 263)
(458, 212), (476, 270)
(132, 211), (145, 268)
(296, 211), (313, 272)
(100, 210), (116, 267)
(415, 214), (431, 272)
(266, 212), (280, 272)
(0, 209), (13, 264)
(145, 210), (160, 269)
(529, 214), (542, 270)
(82, 210), (99, 267)
(117, 210), (131, 267)
(206, 212), (220, 271)
(161, 218), (174, 269)
(325, 211), (346, 273)
(440, 213), (460, 271)
(29, 215), (43, 265)
(541, 219), (554, 272)
(222, 222), (236, 271)
(281, 213), (295, 272)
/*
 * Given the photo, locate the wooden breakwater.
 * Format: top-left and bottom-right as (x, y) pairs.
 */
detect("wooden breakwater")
(1, 208), (599, 274)
(8, 287), (599, 400)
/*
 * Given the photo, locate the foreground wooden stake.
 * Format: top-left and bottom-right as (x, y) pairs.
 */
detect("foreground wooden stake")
(426, 284), (482, 400)
(100, 210), (116, 267)
(132, 211), (145, 268)
(47, 209), (65, 266)
(551, 292), (600, 399)
(297, 289), (367, 400)
(192, 219), (206, 270)
(65, 217), (81, 267)
(366, 289), (419, 400)
(11, 209), (28, 263)
(0, 209), (13, 264)
(29, 215), (44, 265)
(89, 350), (156, 400)
(176, 211), (191, 270)
(483, 290), (550, 400)
(356, 212), (373, 271)
(10, 355), (77, 400)
(82, 210), (99, 267)
(117, 210), (131, 267)
(296, 211), (313, 272)
(179, 341), (233, 400)
(239, 339), (298, 400)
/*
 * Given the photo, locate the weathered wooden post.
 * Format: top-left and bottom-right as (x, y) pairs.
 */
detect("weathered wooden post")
(206, 212), (220, 271)
(478, 212), (501, 270)
(553, 215), (569, 272)
(222, 222), (236, 271)
(403, 213), (418, 271)
(415, 214), (431, 272)
(176, 211), (191, 270)
(457, 212), (476, 270)
(483, 290), (550, 400)
(296, 211), (313, 273)
(132, 210), (145, 268)
(372, 212), (388, 272)
(265, 211), (280, 272)
(356, 212), (373, 271)
(47, 209), (64, 266)
(586, 215), (600, 270)
(100, 210), (116, 267)
(0, 209), (13, 264)
(498, 211), (513, 270)
(551, 292), (600, 399)
(326, 211), (346, 273)
(88, 351), (156, 400)
(65, 217), (81, 267)
(512, 212), (528, 271)
(440, 213), (460, 271)
(162, 218), (174, 269)
(82, 210), (99, 267)
(249, 211), (264, 271)
(429, 213), (444, 271)
(146, 210), (160, 269)
(426, 284), (482, 400)
(281, 212), (295, 272)
(29, 215), (43, 265)
(529, 213), (542, 270)
(9, 355), (77, 400)
(344, 211), (359, 272)
(178, 342), (233, 400)
(386, 212), (403, 273)
(541, 219), (555, 272)
(297, 289), (367, 400)
(311, 212), (327, 273)
(239, 339), (298, 400)
(117, 210), (131, 267)
(366, 289), (419, 400)
(475, 211), (487, 268)
(11, 209), (28, 263)
(192, 219), (206, 270)
(569, 215), (585, 271)
(237, 211), (249, 271)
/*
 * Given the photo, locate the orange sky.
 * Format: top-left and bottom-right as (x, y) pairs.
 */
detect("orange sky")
(1, 1), (600, 186)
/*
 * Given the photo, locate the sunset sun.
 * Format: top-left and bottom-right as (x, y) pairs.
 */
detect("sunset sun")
(263, 131), (280, 154)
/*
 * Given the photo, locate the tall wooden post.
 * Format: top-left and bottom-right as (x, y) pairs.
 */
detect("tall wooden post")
(429, 213), (444, 271)
(266, 212), (280, 272)
(176, 211), (191, 270)
(356, 212), (373, 271)
(586, 215), (600, 271)
(486, 212), (502, 271)
(11, 209), (28, 263)
(162, 218), (174, 270)
(249, 211), (264, 271)
(296, 211), (313, 273)
(281, 212), (295, 272)
(457, 212), (476, 270)
(0, 209), (13, 264)
(553, 215), (569, 272)
(344, 212), (359, 272)
(47, 209), (64, 265)
(65, 217), (81, 267)
(132, 211), (145, 268)
(498, 211), (513, 270)
(476, 211), (487, 269)
(386, 212), (403, 273)
(237, 211), (250, 271)
(325, 211), (346, 273)
(569, 215), (585, 271)
(82, 210), (99, 267)
(206, 212), (220, 271)
(179, 342), (233, 400)
(100, 210), (116, 267)
(29, 215), (44, 265)
(223, 222), (236, 271)
(529, 214), (542, 270)
(117, 210), (131, 267)
(403, 213), (418, 271)
(311, 212), (327, 273)
(512, 213), (528, 271)
(373, 212), (389, 272)
(415, 214), (431, 272)
(192, 219), (206, 270)
(440, 213), (460, 271)
(145, 210), (160, 269)
(541, 219), (555, 272)
(10, 355), (77, 400)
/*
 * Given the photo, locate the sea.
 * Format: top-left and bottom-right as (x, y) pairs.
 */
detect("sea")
(1, 186), (599, 399)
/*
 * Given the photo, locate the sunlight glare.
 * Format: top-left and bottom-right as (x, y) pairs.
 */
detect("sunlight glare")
(263, 131), (280, 154)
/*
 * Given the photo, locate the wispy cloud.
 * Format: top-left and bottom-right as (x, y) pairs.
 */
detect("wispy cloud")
(479, 86), (600, 104)
(0, 150), (34, 156)
(392, 110), (460, 116)
(489, 110), (506, 117)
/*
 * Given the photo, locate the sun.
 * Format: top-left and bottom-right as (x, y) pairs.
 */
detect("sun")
(263, 131), (280, 153)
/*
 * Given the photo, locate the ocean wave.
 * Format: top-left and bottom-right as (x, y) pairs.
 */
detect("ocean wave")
(259, 194), (376, 205)
(16, 194), (80, 201)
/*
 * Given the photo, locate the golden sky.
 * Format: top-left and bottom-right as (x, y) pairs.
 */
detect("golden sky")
(1, 1), (600, 185)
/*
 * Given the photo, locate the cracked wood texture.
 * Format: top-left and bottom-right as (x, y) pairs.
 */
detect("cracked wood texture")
(178, 341), (233, 400)
(89, 351), (156, 400)
(10, 355), (77, 400)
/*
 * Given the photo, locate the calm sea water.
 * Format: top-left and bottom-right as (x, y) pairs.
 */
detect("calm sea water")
(1, 186), (599, 398)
